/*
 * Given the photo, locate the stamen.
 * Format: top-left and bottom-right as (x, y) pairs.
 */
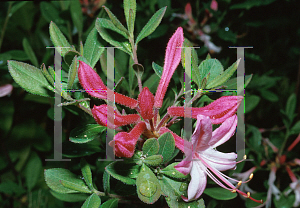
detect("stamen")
(249, 173), (253, 180)
(231, 189), (236, 193)
(236, 181), (242, 189)
(243, 155), (247, 160)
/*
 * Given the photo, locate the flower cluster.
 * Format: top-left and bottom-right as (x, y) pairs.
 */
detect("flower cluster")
(78, 26), (260, 203)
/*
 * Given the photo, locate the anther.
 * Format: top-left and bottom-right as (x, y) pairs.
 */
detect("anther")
(236, 181), (242, 189)
(231, 189), (236, 193)
(247, 192), (251, 198)
(243, 155), (247, 160)
(249, 173), (253, 180)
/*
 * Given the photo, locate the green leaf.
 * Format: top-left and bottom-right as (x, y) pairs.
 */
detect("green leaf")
(273, 194), (295, 208)
(248, 125), (262, 150)
(25, 151), (42, 191)
(49, 21), (73, 57)
(101, 199), (118, 208)
(95, 18), (131, 55)
(80, 158), (94, 191)
(198, 59), (224, 88)
(143, 73), (160, 93)
(62, 141), (103, 158)
(217, 29), (237, 43)
(67, 56), (78, 90)
(50, 191), (89, 202)
(206, 59), (240, 89)
(40, 2), (65, 24)
(158, 132), (175, 163)
(70, 0), (83, 37)
(204, 188), (237, 200)
(105, 162), (140, 185)
(144, 155), (163, 166)
(245, 94), (260, 113)
(82, 193), (101, 208)
(161, 163), (187, 179)
(0, 181), (26, 196)
(260, 90), (279, 102)
(230, 0), (276, 10)
(290, 121), (300, 135)
(103, 170), (110, 194)
(181, 39), (201, 87)
(152, 62), (163, 78)
(136, 164), (161, 204)
(136, 7), (167, 44)
(44, 168), (91, 194)
(69, 124), (106, 143)
(143, 138), (159, 157)
(124, 0), (136, 36)
(83, 27), (105, 68)
(8, 61), (54, 97)
(22, 38), (38, 67)
(132, 63), (144, 80)
(103, 6), (128, 35)
(64, 50), (81, 66)
(285, 93), (296, 122)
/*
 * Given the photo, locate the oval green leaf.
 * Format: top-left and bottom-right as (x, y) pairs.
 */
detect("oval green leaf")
(204, 187), (237, 200)
(80, 158), (94, 191)
(136, 7), (166, 44)
(82, 193), (101, 208)
(8, 61), (54, 97)
(144, 155), (163, 166)
(101, 198), (118, 208)
(50, 191), (89, 202)
(161, 162), (187, 179)
(152, 62), (163, 78)
(142, 138), (159, 157)
(158, 132), (175, 163)
(69, 124), (106, 144)
(105, 162), (140, 185)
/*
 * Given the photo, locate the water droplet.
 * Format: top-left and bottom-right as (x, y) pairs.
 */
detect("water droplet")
(179, 182), (188, 191)
(172, 172), (176, 175)
(139, 181), (157, 197)
(84, 135), (87, 137)
(225, 27), (229, 31)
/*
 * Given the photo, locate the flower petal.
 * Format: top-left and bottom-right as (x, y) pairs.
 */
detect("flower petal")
(209, 115), (237, 148)
(78, 61), (138, 108)
(201, 148), (237, 171)
(92, 104), (140, 129)
(191, 115), (212, 151)
(0, 84), (13, 97)
(184, 162), (207, 202)
(138, 87), (154, 120)
(174, 158), (192, 175)
(167, 96), (243, 124)
(159, 127), (191, 152)
(154, 27), (184, 108)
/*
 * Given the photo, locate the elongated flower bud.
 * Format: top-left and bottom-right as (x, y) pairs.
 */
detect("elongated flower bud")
(168, 96), (243, 124)
(138, 87), (154, 120)
(110, 122), (146, 158)
(154, 27), (184, 108)
(92, 104), (140, 129)
(78, 61), (138, 108)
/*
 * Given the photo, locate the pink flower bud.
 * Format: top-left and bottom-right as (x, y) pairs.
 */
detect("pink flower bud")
(210, 0), (218, 11)
(154, 27), (184, 108)
(78, 61), (138, 108)
(110, 122), (146, 158)
(138, 87), (154, 120)
(168, 96), (243, 124)
(92, 104), (140, 129)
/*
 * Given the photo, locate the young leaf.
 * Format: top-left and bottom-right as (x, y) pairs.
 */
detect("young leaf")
(144, 155), (163, 166)
(198, 58), (223, 87)
(285, 93), (296, 122)
(50, 191), (89, 202)
(69, 124), (106, 144)
(290, 121), (300, 135)
(80, 158), (94, 191)
(67, 55), (78, 90)
(132, 63), (144, 80)
(105, 162), (140, 185)
(83, 27), (105, 68)
(49, 21), (74, 57)
(158, 132), (175, 163)
(64, 50), (81, 66)
(8, 61), (54, 97)
(101, 198), (118, 208)
(22, 38), (38, 67)
(245, 94), (260, 113)
(25, 151), (42, 191)
(44, 168), (91, 194)
(136, 164), (161, 204)
(204, 187), (237, 200)
(142, 138), (159, 157)
(95, 18), (131, 55)
(152, 62), (163, 78)
(103, 170), (110, 194)
(103, 6), (129, 35)
(124, 0), (136, 36)
(41, 64), (54, 86)
(82, 193), (101, 208)
(206, 59), (240, 89)
(136, 7), (166, 45)
(161, 162), (187, 179)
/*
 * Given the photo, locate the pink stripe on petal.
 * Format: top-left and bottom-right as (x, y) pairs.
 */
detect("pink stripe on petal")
(154, 27), (184, 108)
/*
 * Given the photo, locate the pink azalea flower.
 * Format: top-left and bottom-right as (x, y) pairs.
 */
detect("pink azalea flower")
(210, 0), (218, 11)
(174, 115), (262, 203)
(78, 27), (184, 157)
(0, 84), (13, 97)
(168, 96), (243, 124)
(286, 166), (300, 207)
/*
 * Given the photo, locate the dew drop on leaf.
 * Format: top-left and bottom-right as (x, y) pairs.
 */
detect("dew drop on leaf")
(139, 180), (157, 197)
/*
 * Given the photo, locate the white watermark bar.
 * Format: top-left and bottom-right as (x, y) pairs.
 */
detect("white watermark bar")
(46, 47), (71, 162)
(99, 47), (123, 161)
(230, 46), (253, 161)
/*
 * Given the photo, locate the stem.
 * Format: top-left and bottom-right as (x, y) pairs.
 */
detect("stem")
(187, 90), (202, 107)
(156, 113), (170, 131)
(278, 129), (290, 157)
(77, 103), (93, 116)
(95, 190), (143, 204)
(0, 2), (13, 52)
(172, 87), (184, 106)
